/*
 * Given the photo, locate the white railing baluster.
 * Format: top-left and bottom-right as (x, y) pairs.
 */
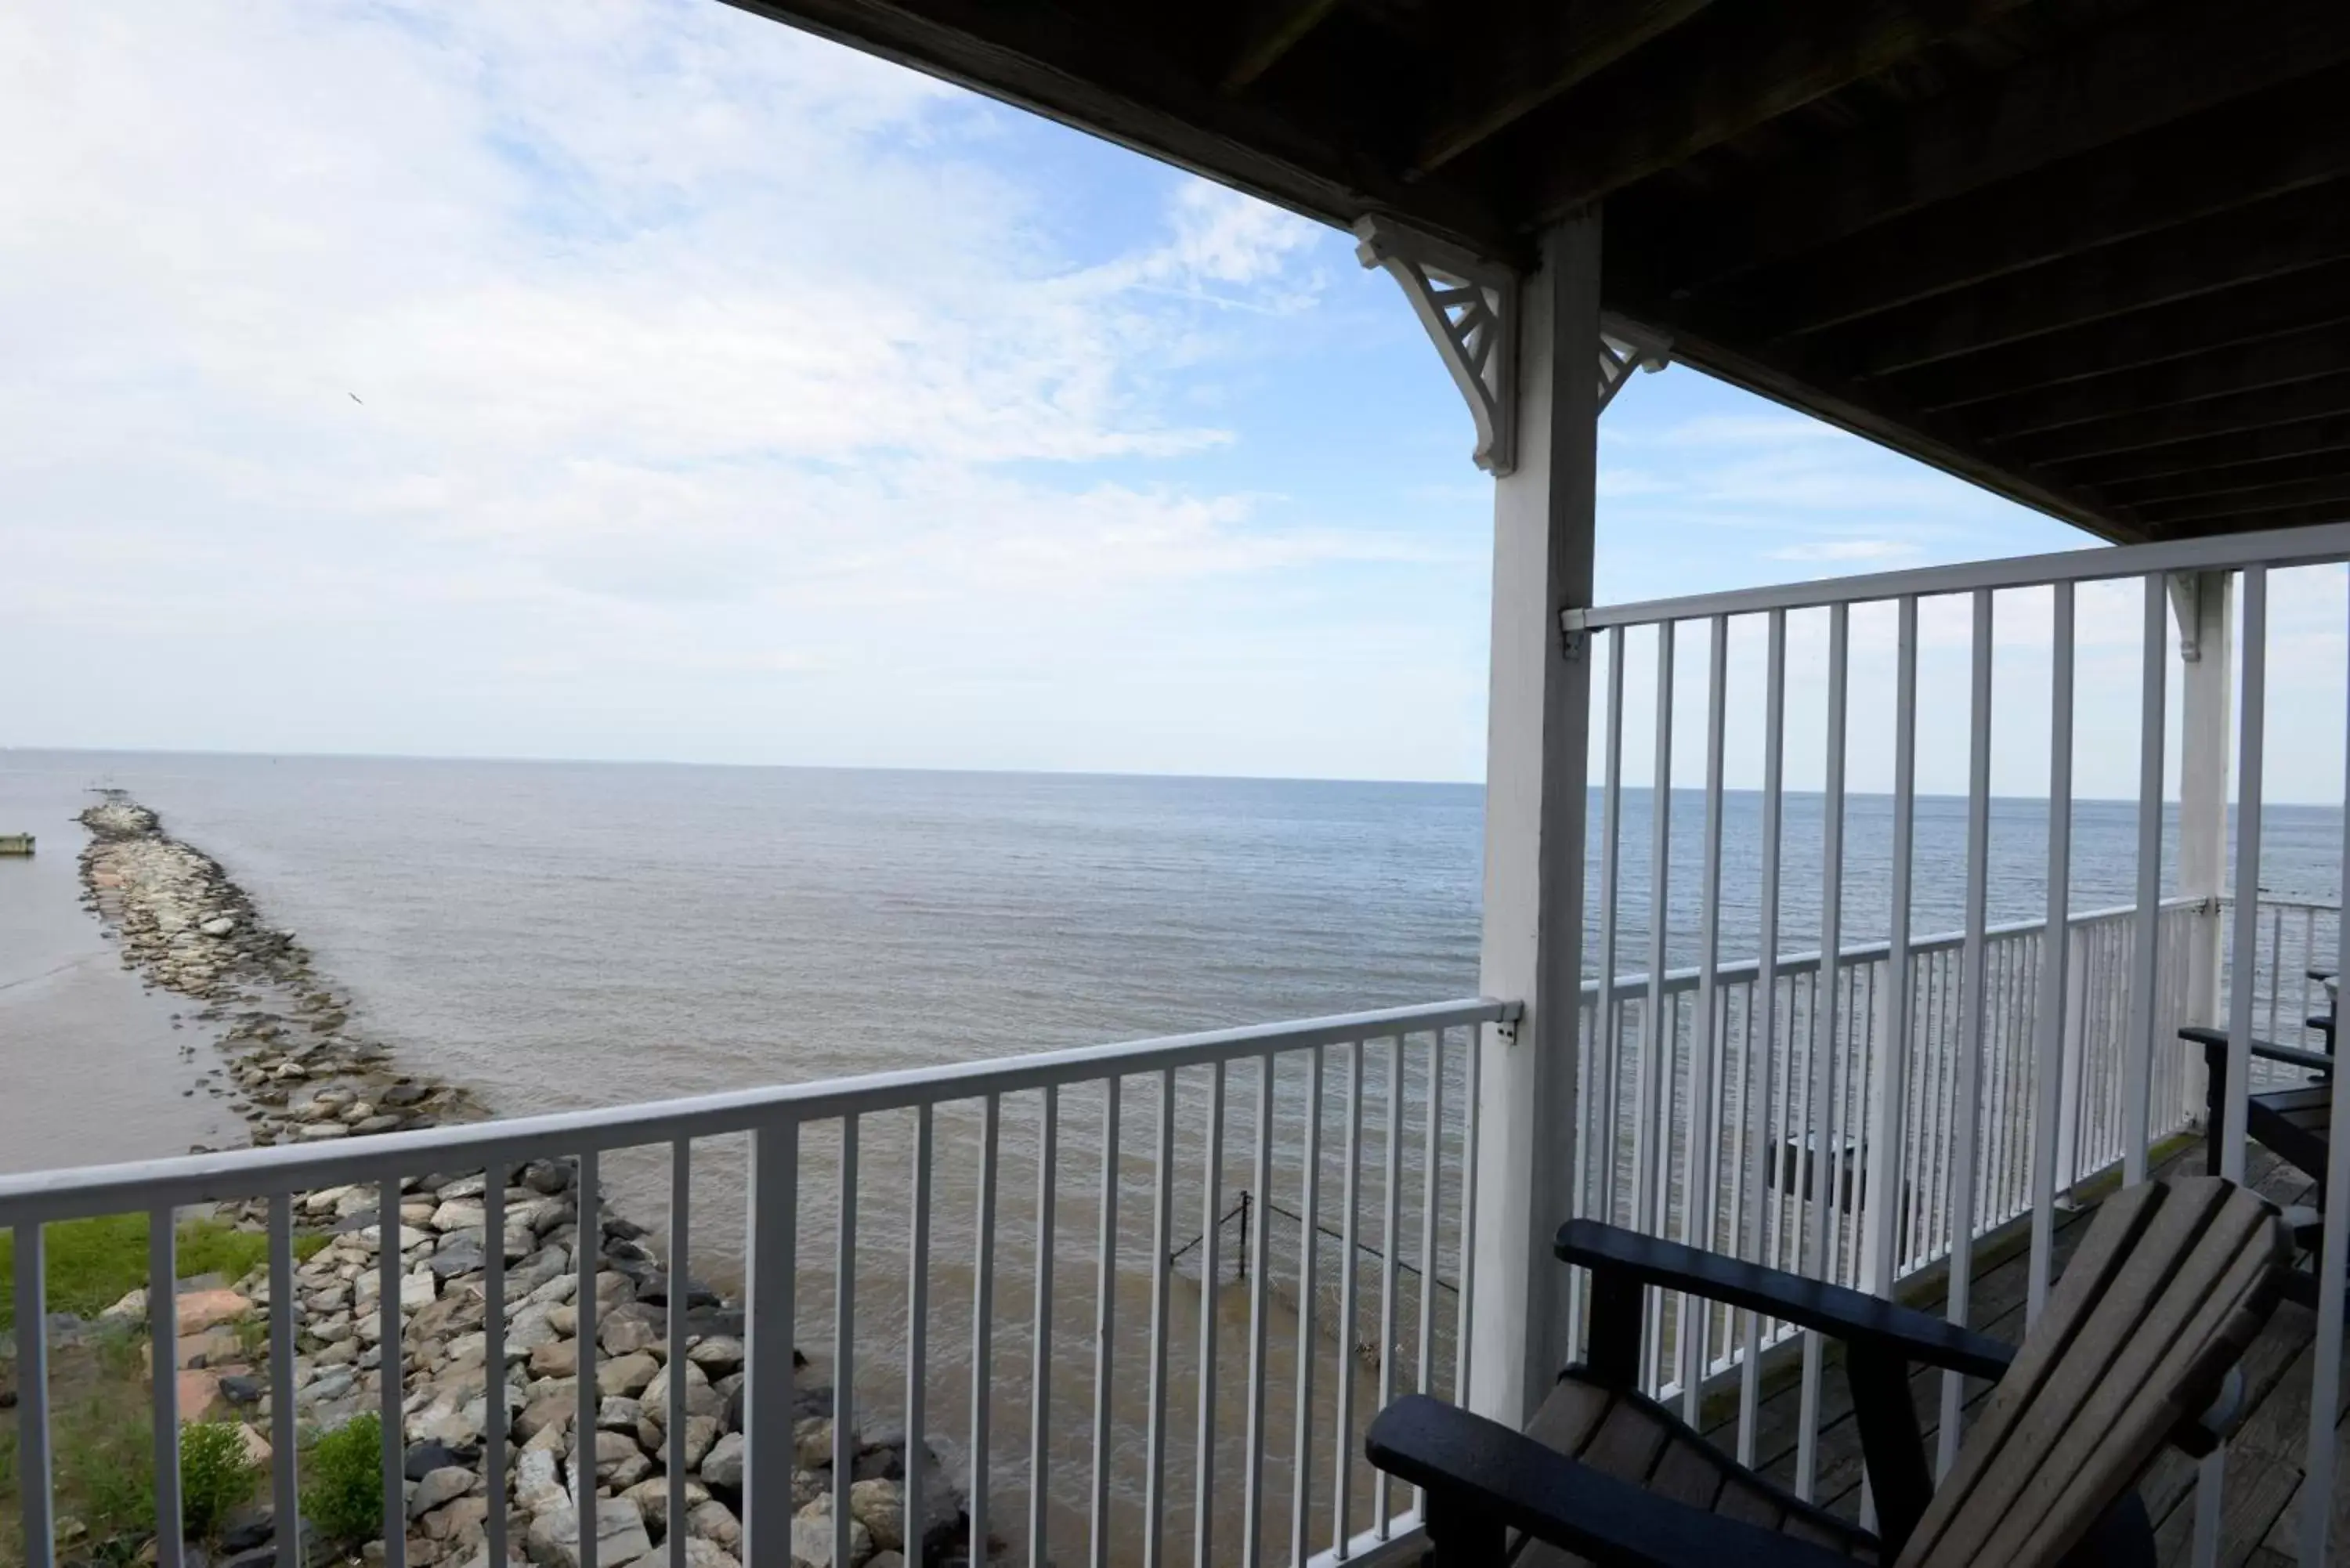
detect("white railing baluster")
(2268, 904), (2285, 1042)
(152, 1204), (185, 1568)
(16, 1223), (53, 1568)
(972, 1095), (1001, 1568)
(1242, 1054), (1274, 1568)
(268, 1195), (300, 1568)
(2126, 573), (2169, 1182)
(905, 1106), (933, 1568)
(1737, 605), (1786, 1464)
(1637, 620), (1676, 1255)
(1332, 1041), (1365, 1552)
(1864, 594), (1918, 1307)
(378, 1179), (406, 1568)
(661, 1146), (684, 1568)
(1679, 613), (1729, 1421)
(1797, 600), (1848, 1502)
(834, 1117), (859, 1568)
(576, 1151), (598, 1568)
(745, 1122), (798, 1568)
(2300, 568), (2350, 1568)
(1940, 588), (1995, 1478)
(1193, 1062), (1225, 1567)
(1031, 1086), (1059, 1568)
(1144, 1071), (1175, 1568)
(1090, 1078), (1120, 1568)
(484, 1165), (508, 1568)
(1412, 1031), (1441, 1511)
(1594, 625), (1627, 1228)
(2030, 579), (2075, 1331)
(1454, 1027), (1480, 1411)
(1289, 1043), (1325, 1568)
(1373, 1036), (1403, 1534)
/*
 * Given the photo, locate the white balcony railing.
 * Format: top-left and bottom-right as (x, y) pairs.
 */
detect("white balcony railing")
(0, 998), (1508, 1568)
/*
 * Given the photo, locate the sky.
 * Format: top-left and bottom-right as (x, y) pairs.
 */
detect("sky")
(3, 0), (2344, 800)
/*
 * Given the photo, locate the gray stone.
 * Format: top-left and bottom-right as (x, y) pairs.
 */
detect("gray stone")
(685, 1501), (741, 1550)
(700, 1432), (744, 1490)
(600, 1314), (662, 1358)
(787, 1507), (870, 1568)
(847, 1479), (902, 1552)
(409, 1466), (478, 1519)
(642, 1359), (722, 1422)
(514, 1447), (569, 1514)
(524, 1498), (651, 1568)
(685, 1337), (743, 1378)
(598, 1350), (660, 1398)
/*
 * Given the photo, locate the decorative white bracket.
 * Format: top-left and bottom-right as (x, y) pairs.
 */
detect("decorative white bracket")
(1355, 216), (1672, 476)
(1598, 314), (1673, 413)
(1355, 216), (1520, 474)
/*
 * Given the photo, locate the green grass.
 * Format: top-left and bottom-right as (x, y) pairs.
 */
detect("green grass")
(0, 1214), (328, 1331)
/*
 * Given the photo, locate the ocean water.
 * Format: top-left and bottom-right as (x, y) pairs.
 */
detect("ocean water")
(2, 750), (2341, 1556)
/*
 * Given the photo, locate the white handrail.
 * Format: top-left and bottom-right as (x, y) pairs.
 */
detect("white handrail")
(0, 995), (1515, 1226)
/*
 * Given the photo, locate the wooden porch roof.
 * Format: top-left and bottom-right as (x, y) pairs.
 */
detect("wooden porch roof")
(729, 0), (2350, 546)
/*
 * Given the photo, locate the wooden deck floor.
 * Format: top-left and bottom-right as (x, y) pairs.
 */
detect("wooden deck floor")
(1696, 1140), (2341, 1566)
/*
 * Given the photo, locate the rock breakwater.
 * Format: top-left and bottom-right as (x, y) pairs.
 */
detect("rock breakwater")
(78, 792), (479, 1149)
(56, 795), (977, 1568)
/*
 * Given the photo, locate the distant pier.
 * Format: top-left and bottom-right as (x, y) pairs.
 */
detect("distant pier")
(0, 833), (33, 855)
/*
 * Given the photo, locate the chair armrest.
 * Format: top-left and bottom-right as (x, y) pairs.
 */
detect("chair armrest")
(1557, 1219), (2014, 1382)
(2181, 1024), (2333, 1075)
(1365, 1395), (1857, 1568)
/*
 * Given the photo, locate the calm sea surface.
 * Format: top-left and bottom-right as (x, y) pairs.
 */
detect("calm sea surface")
(2, 750), (2341, 1556)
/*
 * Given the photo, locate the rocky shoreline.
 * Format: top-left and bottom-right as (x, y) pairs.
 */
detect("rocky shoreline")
(56, 794), (974, 1568)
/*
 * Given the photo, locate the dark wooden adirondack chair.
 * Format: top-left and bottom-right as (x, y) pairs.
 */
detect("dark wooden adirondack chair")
(1367, 1176), (2291, 1568)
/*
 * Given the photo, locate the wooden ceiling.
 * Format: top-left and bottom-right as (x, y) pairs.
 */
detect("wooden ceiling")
(728, 0), (2350, 544)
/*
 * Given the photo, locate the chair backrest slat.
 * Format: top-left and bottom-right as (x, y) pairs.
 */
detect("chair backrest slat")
(1894, 1177), (2289, 1568)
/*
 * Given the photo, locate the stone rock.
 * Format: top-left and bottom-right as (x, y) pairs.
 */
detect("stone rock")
(432, 1201), (488, 1233)
(422, 1495), (490, 1545)
(409, 1466), (479, 1519)
(175, 1289), (254, 1335)
(620, 1476), (711, 1540)
(600, 1314), (662, 1358)
(577, 1428), (653, 1490)
(508, 1302), (563, 1355)
(521, 1161), (574, 1196)
(865, 1555), (905, 1568)
(515, 1447), (569, 1514)
(685, 1501), (741, 1550)
(700, 1432), (745, 1490)
(847, 1479), (902, 1552)
(548, 1305), (578, 1338)
(685, 1337), (743, 1378)
(407, 1440), (472, 1480)
(642, 1360), (721, 1422)
(787, 1508), (870, 1568)
(598, 1350), (660, 1398)
(428, 1239), (486, 1280)
(100, 1286), (148, 1325)
(177, 1367), (224, 1419)
(530, 1339), (580, 1379)
(795, 1418), (841, 1469)
(680, 1541), (739, 1568)
(525, 1498), (652, 1568)
(680, 1414), (721, 1470)
(219, 1374), (265, 1407)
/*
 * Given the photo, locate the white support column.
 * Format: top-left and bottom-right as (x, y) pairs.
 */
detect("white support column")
(1470, 212), (1600, 1428)
(2177, 570), (2235, 1122)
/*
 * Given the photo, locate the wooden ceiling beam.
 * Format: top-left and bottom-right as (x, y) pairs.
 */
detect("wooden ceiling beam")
(1886, 263), (2350, 414)
(2046, 414), (2350, 490)
(2001, 372), (2350, 466)
(2132, 475), (2350, 530)
(1220, 0), (1347, 94)
(1958, 330), (2350, 444)
(1739, 74), (2350, 339)
(2099, 449), (2350, 510)
(1821, 182), (2350, 378)
(1407, 0), (1714, 175)
(1631, 0), (2350, 293)
(1524, 0), (2033, 221)
(2184, 500), (2350, 535)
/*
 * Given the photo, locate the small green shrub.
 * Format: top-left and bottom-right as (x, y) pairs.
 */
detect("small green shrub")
(178, 1422), (263, 1545)
(302, 1414), (385, 1545)
(51, 1394), (154, 1547)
